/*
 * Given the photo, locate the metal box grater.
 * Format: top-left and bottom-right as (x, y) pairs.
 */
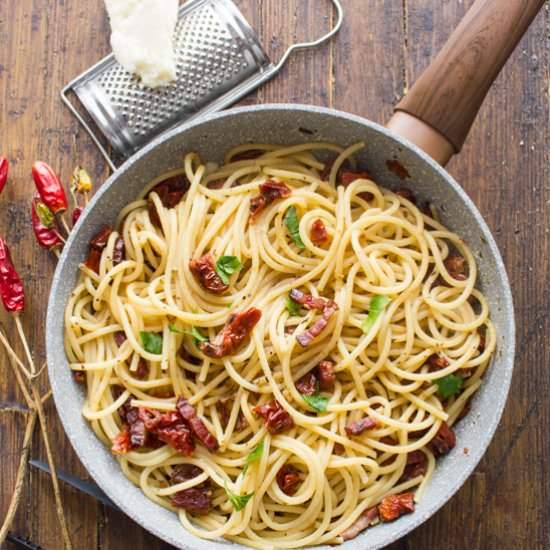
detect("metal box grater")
(62, 0), (343, 170)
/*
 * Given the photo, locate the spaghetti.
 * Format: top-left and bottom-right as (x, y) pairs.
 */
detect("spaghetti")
(64, 142), (495, 548)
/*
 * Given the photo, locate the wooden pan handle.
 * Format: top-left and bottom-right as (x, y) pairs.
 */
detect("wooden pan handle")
(387, 0), (545, 166)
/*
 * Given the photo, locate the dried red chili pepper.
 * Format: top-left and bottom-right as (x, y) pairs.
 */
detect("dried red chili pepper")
(200, 308), (262, 358)
(0, 238), (25, 312)
(0, 157), (9, 196)
(32, 161), (68, 214)
(85, 225), (113, 273)
(31, 197), (64, 251)
(72, 207), (83, 226)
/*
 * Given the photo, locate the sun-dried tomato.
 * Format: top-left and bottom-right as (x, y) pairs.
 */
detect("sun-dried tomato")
(249, 180), (292, 222)
(114, 331), (127, 347)
(428, 421), (456, 457)
(276, 464), (301, 496)
(231, 149), (264, 162)
(253, 400), (294, 434)
(396, 187), (417, 204)
(176, 398), (219, 453)
(134, 357), (149, 379)
(216, 399), (247, 431)
(340, 171), (373, 187)
(112, 426), (132, 454)
(157, 422), (195, 456)
(345, 416), (378, 436)
(206, 179), (226, 189)
(427, 354), (450, 370)
(126, 407), (148, 448)
(295, 371), (318, 396)
(378, 492), (415, 522)
(170, 463), (212, 514)
(289, 288), (329, 311)
(457, 399), (472, 422)
(317, 360), (335, 390)
(147, 174), (190, 228)
(444, 254), (468, 281)
(85, 225), (113, 273)
(400, 451), (428, 481)
(189, 253), (229, 294)
(310, 219), (329, 245)
(112, 236), (125, 266)
(200, 308), (261, 358)
(296, 301), (338, 347)
(386, 159), (410, 180)
(73, 371), (86, 384)
(341, 506), (379, 540)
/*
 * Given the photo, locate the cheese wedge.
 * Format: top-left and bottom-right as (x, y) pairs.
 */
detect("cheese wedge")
(104, 0), (179, 88)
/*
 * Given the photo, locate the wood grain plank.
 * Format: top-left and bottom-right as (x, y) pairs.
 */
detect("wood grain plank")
(385, 1), (550, 549)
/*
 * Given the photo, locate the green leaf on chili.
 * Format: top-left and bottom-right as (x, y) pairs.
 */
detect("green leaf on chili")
(243, 441), (264, 476)
(140, 331), (163, 354)
(284, 207), (305, 249)
(303, 393), (329, 413)
(361, 295), (391, 335)
(435, 374), (463, 398)
(285, 295), (301, 316)
(224, 482), (254, 511)
(215, 256), (242, 285)
(36, 202), (55, 228)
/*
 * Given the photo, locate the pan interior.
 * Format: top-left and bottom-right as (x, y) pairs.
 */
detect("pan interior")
(46, 105), (514, 550)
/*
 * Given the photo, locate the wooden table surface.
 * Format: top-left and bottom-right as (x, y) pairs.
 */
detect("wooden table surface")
(1, 1), (549, 549)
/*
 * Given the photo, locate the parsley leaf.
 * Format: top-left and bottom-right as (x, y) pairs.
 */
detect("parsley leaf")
(285, 295), (301, 316)
(435, 374), (463, 398)
(224, 482), (254, 511)
(284, 207), (305, 249)
(303, 393), (329, 413)
(361, 295), (391, 335)
(243, 441), (264, 476)
(215, 256), (242, 285)
(186, 326), (208, 343)
(140, 331), (163, 354)
(168, 323), (184, 333)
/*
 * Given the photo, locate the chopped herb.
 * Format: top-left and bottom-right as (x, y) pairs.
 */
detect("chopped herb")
(285, 295), (301, 316)
(36, 202), (55, 228)
(168, 323), (184, 333)
(140, 331), (163, 354)
(361, 295), (391, 335)
(186, 326), (208, 343)
(303, 393), (329, 413)
(215, 256), (242, 285)
(284, 207), (305, 249)
(243, 441), (264, 475)
(224, 482), (254, 511)
(435, 374), (463, 398)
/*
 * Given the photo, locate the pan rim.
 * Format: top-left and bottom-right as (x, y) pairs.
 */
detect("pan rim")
(46, 103), (515, 550)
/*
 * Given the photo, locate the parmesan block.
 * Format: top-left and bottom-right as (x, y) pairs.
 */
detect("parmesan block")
(104, 0), (179, 88)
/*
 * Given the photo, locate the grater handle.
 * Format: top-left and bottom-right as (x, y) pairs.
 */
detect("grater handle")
(274, 0), (344, 72)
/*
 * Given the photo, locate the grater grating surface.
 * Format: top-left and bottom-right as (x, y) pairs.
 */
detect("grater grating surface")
(62, 0), (344, 169)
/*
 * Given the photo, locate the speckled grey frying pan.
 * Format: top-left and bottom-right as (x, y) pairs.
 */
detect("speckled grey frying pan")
(46, 1), (544, 549)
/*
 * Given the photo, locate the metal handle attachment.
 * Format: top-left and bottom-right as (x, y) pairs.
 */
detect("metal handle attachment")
(275, 0), (344, 72)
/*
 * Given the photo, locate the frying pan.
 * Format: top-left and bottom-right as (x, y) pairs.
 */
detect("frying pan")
(46, 0), (545, 548)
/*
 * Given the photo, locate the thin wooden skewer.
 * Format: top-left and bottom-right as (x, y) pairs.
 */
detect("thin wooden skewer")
(0, 329), (35, 379)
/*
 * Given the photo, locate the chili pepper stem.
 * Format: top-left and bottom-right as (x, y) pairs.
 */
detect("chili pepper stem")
(30, 383), (73, 549)
(53, 247), (61, 259)
(60, 213), (71, 236)
(0, 328), (35, 379)
(15, 314), (36, 375)
(0, 409), (38, 546)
